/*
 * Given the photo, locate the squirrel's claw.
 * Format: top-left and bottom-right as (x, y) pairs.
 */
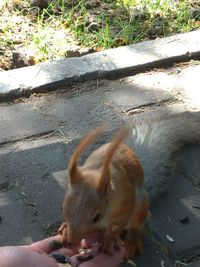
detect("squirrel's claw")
(57, 222), (67, 235)
(122, 228), (144, 259)
(99, 234), (119, 255)
(57, 222), (68, 244)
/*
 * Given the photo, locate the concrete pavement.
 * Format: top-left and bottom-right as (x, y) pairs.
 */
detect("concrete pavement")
(0, 31), (200, 267)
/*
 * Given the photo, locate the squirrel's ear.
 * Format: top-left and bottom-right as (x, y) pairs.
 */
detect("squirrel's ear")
(68, 162), (82, 184)
(97, 168), (111, 193)
(97, 126), (130, 191)
(68, 124), (108, 184)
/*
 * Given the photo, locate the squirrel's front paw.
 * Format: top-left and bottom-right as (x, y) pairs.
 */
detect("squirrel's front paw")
(57, 222), (68, 244)
(99, 234), (119, 254)
(121, 228), (144, 259)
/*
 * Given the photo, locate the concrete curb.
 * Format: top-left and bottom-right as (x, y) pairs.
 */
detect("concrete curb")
(0, 30), (200, 102)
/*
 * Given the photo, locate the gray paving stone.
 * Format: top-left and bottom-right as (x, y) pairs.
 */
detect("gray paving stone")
(0, 79), (125, 145)
(125, 63), (200, 110)
(102, 78), (174, 112)
(0, 137), (71, 246)
(32, 88), (124, 139)
(1, 60), (198, 145)
(188, 260), (200, 267)
(0, 131), (117, 245)
(0, 190), (43, 245)
(120, 236), (174, 267)
(0, 137), (68, 230)
(31, 62), (200, 131)
(177, 144), (200, 187)
(149, 145), (200, 256)
(0, 102), (54, 144)
(0, 30), (200, 101)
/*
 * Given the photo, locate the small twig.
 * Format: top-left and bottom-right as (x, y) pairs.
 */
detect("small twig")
(194, 186), (200, 192)
(166, 215), (171, 223)
(191, 205), (200, 210)
(174, 260), (188, 266)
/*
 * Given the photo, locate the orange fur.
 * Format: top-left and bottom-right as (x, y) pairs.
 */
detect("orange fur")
(60, 125), (149, 259)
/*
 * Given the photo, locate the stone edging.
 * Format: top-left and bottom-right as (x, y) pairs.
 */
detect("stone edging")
(0, 30), (200, 102)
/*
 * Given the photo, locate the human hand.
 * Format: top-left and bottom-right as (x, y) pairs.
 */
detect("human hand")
(0, 233), (125, 267)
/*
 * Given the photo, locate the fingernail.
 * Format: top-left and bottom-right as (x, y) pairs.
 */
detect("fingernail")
(51, 253), (71, 264)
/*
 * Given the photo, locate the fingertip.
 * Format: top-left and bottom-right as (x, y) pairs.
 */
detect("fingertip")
(29, 235), (63, 253)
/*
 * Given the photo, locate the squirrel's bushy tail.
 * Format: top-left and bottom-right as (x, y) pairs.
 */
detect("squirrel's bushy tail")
(128, 111), (200, 202)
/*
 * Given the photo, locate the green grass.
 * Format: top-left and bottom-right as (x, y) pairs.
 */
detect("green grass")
(0, 0), (200, 69)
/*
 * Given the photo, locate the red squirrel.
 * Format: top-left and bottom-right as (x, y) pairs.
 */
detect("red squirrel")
(59, 111), (200, 258)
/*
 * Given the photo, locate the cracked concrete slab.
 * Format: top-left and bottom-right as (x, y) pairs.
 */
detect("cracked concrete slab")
(33, 91), (124, 139)
(0, 190), (43, 245)
(0, 102), (54, 144)
(125, 63), (200, 110)
(0, 61), (199, 145)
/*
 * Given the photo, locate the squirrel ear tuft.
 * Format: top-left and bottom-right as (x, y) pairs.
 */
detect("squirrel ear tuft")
(68, 163), (81, 184)
(97, 126), (130, 191)
(97, 168), (111, 193)
(68, 124), (108, 184)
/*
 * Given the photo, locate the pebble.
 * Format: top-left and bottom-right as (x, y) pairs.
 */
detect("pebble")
(30, 0), (49, 8)
(166, 234), (175, 243)
(180, 216), (190, 225)
(12, 52), (35, 69)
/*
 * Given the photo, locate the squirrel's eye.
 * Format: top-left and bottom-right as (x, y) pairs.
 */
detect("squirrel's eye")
(92, 213), (100, 223)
